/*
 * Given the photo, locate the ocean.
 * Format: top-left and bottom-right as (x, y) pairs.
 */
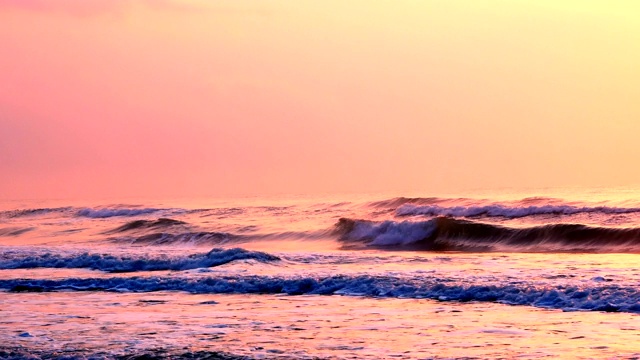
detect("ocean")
(2, 190), (640, 359)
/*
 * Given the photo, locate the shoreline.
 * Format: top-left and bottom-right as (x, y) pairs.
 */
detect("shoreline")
(2, 292), (639, 359)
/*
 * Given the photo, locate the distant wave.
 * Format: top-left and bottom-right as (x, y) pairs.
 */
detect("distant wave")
(368, 197), (445, 208)
(110, 231), (240, 245)
(77, 207), (166, 218)
(0, 248), (280, 273)
(0, 207), (72, 218)
(2, 274), (639, 313)
(0, 227), (35, 237)
(369, 196), (573, 209)
(335, 217), (640, 252)
(109, 229), (332, 246)
(0, 206), (170, 219)
(397, 204), (640, 219)
(105, 218), (189, 234)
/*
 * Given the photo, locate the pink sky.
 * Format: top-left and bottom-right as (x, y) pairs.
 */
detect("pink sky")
(1, 1), (639, 200)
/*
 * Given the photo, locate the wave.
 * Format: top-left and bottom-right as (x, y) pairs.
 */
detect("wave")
(0, 226), (35, 237)
(2, 274), (639, 313)
(0, 207), (72, 218)
(368, 197), (445, 208)
(105, 218), (189, 234)
(110, 231), (241, 245)
(397, 204), (640, 219)
(109, 229), (332, 246)
(77, 207), (167, 218)
(369, 196), (566, 209)
(0, 248), (280, 273)
(335, 217), (640, 252)
(0, 206), (172, 220)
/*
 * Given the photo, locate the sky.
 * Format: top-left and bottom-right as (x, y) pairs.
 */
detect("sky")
(1, 0), (639, 200)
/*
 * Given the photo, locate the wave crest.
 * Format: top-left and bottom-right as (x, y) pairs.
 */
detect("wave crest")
(105, 218), (189, 234)
(0, 207), (72, 218)
(111, 231), (239, 245)
(336, 217), (640, 252)
(77, 208), (165, 218)
(397, 204), (640, 219)
(0, 248), (280, 273)
(3, 274), (640, 313)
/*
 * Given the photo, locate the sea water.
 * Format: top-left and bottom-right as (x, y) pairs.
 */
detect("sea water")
(2, 190), (640, 359)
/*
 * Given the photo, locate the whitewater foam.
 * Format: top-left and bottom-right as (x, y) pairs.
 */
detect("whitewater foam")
(336, 218), (437, 247)
(336, 217), (640, 252)
(0, 248), (280, 273)
(3, 274), (639, 313)
(4, 194), (640, 359)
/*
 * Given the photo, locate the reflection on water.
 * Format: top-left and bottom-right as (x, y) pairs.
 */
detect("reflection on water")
(3, 190), (640, 358)
(2, 292), (639, 359)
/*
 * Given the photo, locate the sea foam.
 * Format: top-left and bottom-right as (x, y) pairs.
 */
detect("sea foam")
(3, 274), (639, 313)
(0, 248), (280, 273)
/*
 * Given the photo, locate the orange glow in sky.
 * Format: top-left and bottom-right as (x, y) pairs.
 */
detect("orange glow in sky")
(1, 1), (639, 200)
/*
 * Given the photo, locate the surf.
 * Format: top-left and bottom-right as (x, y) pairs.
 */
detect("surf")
(336, 217), (640, 252)
(3, 273), (639, 313)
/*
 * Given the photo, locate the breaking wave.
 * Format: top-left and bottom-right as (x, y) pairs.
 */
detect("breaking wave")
(0, 248), (280, 273)
(335, 217), (640, 252)
(2, 274), (639, 313)
(397, 204), (640, 219)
